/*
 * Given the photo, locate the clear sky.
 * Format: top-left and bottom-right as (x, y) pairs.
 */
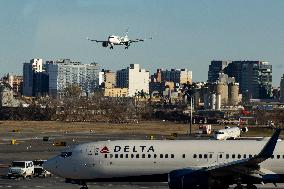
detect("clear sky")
(0, 0), (284, 86)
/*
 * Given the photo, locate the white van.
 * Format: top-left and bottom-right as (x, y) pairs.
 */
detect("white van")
(7, 161), (34, 179)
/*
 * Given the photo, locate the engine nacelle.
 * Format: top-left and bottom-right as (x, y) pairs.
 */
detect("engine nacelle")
(102, 41), (108, 47)
(241, 127), (248, 132)
(168, 170), (209, 189)
(225, 126), (230, 129)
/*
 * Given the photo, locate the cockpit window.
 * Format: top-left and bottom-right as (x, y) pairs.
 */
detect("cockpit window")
(215, 131), (224, 134)
(60, 152), (72, 158)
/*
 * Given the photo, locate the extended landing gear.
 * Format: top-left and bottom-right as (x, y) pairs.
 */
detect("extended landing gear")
(125, 45), (129, 49)
(110, 46), (114, 49)
(80, 182), (88, 189)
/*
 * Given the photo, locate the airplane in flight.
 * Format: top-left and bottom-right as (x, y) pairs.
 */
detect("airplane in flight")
(214, 126), (248, 140)
(43, 129), (283, 189)
(87, 31), (151, 49)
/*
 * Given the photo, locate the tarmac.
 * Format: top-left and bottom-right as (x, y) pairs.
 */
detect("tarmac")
(1, 129), (284, 189)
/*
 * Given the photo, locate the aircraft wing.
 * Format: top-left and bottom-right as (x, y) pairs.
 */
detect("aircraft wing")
(169, 129), (281, 184)
(129, 37), (152, 43)
(86, 37), (106, 43)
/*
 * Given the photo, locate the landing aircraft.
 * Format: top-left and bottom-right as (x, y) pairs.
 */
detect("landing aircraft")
(87, 31), (151, 49)
(44, 129), (283, 189)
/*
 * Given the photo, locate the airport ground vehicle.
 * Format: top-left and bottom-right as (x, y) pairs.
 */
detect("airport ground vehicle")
(7, 161), (34, 179)
(33, 160), (52, 178)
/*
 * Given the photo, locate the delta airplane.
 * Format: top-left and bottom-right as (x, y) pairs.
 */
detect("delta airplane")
(43, 129), (283, 189)
(214, 126), (248, 140)
(87, 31), (151, 49)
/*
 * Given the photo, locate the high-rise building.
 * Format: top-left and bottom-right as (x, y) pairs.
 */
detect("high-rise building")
(46, 59), (100, 97)
(280, 74), (284, 102)
(23, 59), (48, 97)
(116, 64), (149, 97)
(225, 61), (272, 99)
(208, 60), (230, 83)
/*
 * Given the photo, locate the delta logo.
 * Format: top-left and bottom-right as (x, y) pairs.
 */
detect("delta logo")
(100, 146), (110, 153)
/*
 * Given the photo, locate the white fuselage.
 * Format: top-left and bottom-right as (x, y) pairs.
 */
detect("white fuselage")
(214, 127), (241, 140)
(108, 35), (129, 45)
(44, 140), (284, 181)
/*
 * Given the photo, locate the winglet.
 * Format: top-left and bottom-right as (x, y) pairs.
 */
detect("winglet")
(256, 128), (281, 160)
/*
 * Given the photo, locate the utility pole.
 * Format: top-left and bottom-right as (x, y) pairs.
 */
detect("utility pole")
(190, 96), (193, 135)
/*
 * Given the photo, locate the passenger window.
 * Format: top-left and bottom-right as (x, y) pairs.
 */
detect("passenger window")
(148, 154), (151, 158)
(104, 154), (107, 158)
(160, 154), (163, 158)
(110, 154), (113, 158)
(154, 154), (157, 158)
(182, 154), (186, 158)
(120, 154), (123, 158)
(238, 154), (241, 159)
(226, 154), (229, 159)
(165, 154), (168, 158)
(115, 154), (119, 158)
(193, 154), (197, 158)
(171, 154), (174, 158)
(219, 154), (222, 158)
(136, 154), (139, 158)
(199, 154), (202, 159)
(142, 154), (146, 158)
(209, 154), (212, 159)
(232, 154), (235, 159)
(131, 154), (134, 158)
(125, 154), (128, 158)
(271, 155), (274, 159)
(243, 154), (246, 158)
(249, 154), (252, 158)
(204, 154), (208, 159)
(283, 155), (284, 159)
(277, 155), (280, 159)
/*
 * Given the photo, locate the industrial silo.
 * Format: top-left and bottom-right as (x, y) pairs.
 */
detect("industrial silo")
(215, 82), (228, 105)
(216, 94), (221, 110)
(228, 83), (239, 106)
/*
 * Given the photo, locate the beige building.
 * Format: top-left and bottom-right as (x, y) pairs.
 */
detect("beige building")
(104, 88), (128, 97)
(101, 70), (116, 89)
(152, 68), (192, 85)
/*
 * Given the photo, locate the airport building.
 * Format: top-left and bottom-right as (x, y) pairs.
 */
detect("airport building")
(23, 59), (49, 97)
(116, 64), (149, 97)
(46, 59), (100, 97)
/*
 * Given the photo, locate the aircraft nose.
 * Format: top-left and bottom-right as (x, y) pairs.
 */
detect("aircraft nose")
(43, 157), (58, 175)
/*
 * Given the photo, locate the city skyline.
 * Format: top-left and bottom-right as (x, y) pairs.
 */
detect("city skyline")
(1, 0), (284, 86)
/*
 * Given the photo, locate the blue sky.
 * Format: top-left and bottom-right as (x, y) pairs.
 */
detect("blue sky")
(0, 0), (284, 86)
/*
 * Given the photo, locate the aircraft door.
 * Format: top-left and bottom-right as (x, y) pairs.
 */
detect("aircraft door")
(207, 152), (215, 164)
(84, 145), (94, 167)
(217, 152), (224, 163)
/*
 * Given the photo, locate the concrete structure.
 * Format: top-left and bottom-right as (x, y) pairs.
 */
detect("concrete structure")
(280, 74), (284, 102)
(228, 83), (240, 105)
(208, 60), (230, 83)
(46, 59), (100, 97)
(0, 82), (21, 107)
(103, 88), (128, 97)
(116, 64), (149, 97)
(215, 82), (228, 105)
(23, 59), (48, 97)
(2, 73), (23, 95)
(225, 61), (272, 99)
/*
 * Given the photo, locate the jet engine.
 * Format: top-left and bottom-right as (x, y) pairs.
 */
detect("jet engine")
(168, 170), (209, 189)
(241, 127), (248, 132)
(102, 41), (108, 47)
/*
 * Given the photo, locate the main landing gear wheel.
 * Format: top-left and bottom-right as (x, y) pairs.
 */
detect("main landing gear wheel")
(80, 187), (88, 189)
(234, 185), (244, 189)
